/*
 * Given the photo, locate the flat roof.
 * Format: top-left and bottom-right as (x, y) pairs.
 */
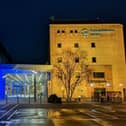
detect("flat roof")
(50, 18), (123, 24)
(14, 64), (53, 72)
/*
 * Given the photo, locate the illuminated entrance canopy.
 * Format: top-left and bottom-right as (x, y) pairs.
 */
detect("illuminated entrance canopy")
(0, 64), (52, 99)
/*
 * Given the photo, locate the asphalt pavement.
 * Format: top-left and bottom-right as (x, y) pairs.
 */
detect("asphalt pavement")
(0, 102), (126, 126)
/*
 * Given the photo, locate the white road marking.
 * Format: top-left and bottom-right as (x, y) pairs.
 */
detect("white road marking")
(0, 104), (18, 120)
(7, 109), (17, 120)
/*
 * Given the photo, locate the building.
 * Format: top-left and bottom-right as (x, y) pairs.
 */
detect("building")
(1, 20), (126, 103)
(0, 64), (52, 103)
(50, 20), (126, 101)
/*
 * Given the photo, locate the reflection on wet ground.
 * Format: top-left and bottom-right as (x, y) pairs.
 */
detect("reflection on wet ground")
(0, 108), (126, 126)
(0, 108), (100, 126)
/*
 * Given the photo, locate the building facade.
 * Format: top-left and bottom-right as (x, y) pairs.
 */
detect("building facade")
(0, 64), (52, 103)
(50, 22), (126, 101)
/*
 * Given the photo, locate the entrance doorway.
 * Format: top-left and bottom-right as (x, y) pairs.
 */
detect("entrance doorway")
(94, 88), (106, 102)
(123, 88), (126, 101)
(5, 72), (49, 104)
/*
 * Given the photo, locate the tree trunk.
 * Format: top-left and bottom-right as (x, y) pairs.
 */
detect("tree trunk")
(66, 90), (72, 102)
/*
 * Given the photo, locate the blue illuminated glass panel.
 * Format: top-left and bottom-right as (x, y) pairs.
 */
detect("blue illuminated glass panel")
(0, 64), (51, 99)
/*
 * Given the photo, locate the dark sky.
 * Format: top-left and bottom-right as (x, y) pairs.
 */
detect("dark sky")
(0, 0), (126, 64)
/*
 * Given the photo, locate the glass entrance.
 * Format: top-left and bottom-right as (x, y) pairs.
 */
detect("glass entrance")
(5, 72), (49, 104)
(94, 88), (106, 102)
(123, 88), (126, 101)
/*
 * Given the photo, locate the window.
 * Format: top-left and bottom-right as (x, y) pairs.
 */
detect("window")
(91, 43), (96, 48)
(74, 43), (79, 48)
(75, 30), (78, 33)
(57, 30), (60, 33)
(93, 72), (105, 78)
(57, 43), (62, 48)
(70, 30), (73, 33)
(57, 72), (62, 79)
(75, 72), (80, 78)
(62, 30), (65, 33)
(92, 57), (96, 63)
(75, 57), (79, 63)
(57, 57), (62, 63)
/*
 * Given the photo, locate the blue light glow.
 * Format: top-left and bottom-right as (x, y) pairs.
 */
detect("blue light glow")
(0, 64), (51, 99)
(0, 64), (31, 99)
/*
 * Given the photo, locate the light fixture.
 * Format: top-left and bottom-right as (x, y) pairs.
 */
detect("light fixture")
(119, 83), (123, 87)
(32, 70), (37, 74)
(90, 82), (95, 87)
(106, 81), (110, 87)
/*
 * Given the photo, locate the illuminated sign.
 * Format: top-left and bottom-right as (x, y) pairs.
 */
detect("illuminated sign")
(80, 28), (115, 37)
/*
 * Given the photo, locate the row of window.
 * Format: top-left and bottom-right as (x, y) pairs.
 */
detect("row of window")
(57, 43), (96, 48)
(58, 72), (105, 79)
(57, 57), (96, 63)
(57, 30), (78, 33)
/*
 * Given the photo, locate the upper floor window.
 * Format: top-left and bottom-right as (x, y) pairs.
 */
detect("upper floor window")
(57, 43), (62, 48)
(74, 43), (79, 48)
(92, 57), (96, 63)
(91, 42), (96, 48)
(75, 30), (78, 33)
(57, 57), (62, 63)
(70, 30), (73, 33)
(93, 72), (105, 78)
(70, 30), (78, 33)
(57, 30), (60, 33)
(75, 72), (80, 78)
(57, 72), (62, 79)
(62, 30), (65, 33)
(75, 57), (79, 63)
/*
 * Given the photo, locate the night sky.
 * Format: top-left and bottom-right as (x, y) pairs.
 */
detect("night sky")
(0, 0), (126, 64)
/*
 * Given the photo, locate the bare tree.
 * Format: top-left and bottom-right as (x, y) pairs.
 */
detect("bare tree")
(54, 49), (91, 102)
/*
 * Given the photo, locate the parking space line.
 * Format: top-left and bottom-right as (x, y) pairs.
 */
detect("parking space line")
(7, 109), (17, 120)
(0, 104), (18, 120)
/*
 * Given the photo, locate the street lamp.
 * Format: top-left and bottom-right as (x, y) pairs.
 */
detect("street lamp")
(106, 81), (111, 92)
(90, 82), (95, 101)
(119, 83), (123, 94)
(119, 83), (123, 93)
(119, 83), (124, 102)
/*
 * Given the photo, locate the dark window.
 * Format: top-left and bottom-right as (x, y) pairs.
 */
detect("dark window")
(76, 75), (80, 78)
(57, 57), (62, 63)
(75, 72), (80, 78)
(62, 30), (65, 33)
(57, 43), (62, 48)
(75, 57), (79, 63)
(57, 73), (62, 79)
(57, 30), (60, 33)
(74, 43), (79, 48)
(93, 72), (105, 78)
(91, 43), (96, 48)
(75, 30), (78, 33)
(92, 57), (96, 63)
(70, 30), (73, 33)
